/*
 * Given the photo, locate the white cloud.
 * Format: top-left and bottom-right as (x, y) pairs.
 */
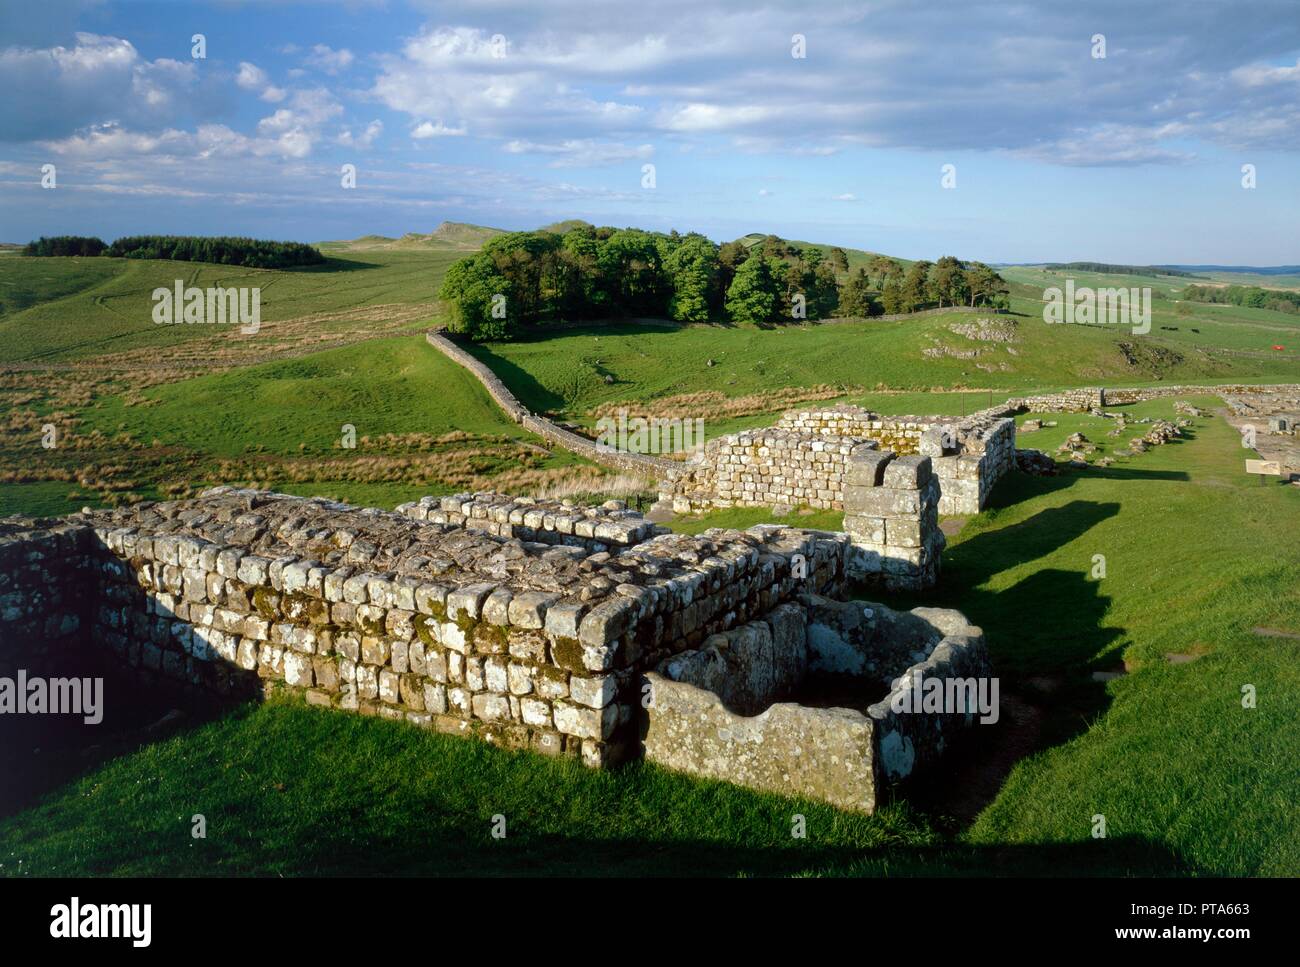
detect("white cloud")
(659, 103), (772, 132)
(338, 120), (383, 148)
(303, 44), (354, 73)
(411, 120), (467, 138)
(502, 139), (652, 167)
(1231, 59), (1300, 88)
(834, 193), (857, 201)
(0, 33), (196, 141)
(236, 61), (267, 90)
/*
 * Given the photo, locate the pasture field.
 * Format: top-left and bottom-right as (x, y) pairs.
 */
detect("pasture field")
(469, 293), (1300, 434)
(0, 250), (451, 364)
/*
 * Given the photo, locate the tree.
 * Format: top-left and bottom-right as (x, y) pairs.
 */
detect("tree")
(438, 253), (512, 339)
(828, 247), (850, 275)
(725, 254), (781, 323)
(836, 268), (881, 317)
(595, 229), (669, 316)
(663, 234), (719, 322)
(881, 276), (907, 314)
(902, 260), (933, 311)
(868, 255), (901, 288)
(929, 256), (969, 308)
(963, 262), (1009, 308)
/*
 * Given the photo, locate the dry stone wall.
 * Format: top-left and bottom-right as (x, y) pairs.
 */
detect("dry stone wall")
(426, 331), (674, 477)
(672, 404), (1015, 518)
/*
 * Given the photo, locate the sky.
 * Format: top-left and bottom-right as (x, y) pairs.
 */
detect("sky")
(1, 0), (1299, 264)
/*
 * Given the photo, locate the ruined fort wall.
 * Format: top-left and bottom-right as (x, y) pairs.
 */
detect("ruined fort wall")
(663, 429), (871, 512)
(396, 492), (664, 552)
(2, 488), (848, 767)
(0, 518), (98, 680)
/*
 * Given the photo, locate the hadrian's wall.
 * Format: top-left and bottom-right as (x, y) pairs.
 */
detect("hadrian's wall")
(425, 331), (674, 478)
(1, 487), (847, 768)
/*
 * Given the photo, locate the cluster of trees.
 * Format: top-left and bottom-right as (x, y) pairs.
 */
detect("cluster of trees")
(107, 236), (325, 268)
(1183, 283), (1300, 315)
(22, 236), (107, 257)
(438, 225), (1009, 339)
(23, 235), (325, 269)
(1046, 262), (1199, 278)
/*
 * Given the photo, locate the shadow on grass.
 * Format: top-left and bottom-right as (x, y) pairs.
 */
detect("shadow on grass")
(273, 818), (1195, 878)
(0, 669), (234, 819)
(283, 257), (383, 273)
(463, 341), (569, 413)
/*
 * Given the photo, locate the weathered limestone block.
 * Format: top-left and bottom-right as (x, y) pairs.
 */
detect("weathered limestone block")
(643, 673), (879, 814)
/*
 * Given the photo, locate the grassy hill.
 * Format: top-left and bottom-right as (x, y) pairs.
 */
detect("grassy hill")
(0, 250), (454, 363)
(320, 221), (506, 252)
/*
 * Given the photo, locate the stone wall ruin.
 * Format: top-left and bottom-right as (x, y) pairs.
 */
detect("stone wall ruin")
(1, 487), (989, 813)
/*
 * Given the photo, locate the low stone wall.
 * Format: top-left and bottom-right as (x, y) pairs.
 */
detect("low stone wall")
(426, 331), (674, 478)
(661, 429), (946, 590)
(643, 596), (989, 813)
(396, 492), (665, 552)
(1002, 383), (1300, 413)
(777, 407), (931, 455)
(663, 429), (873, 512)
(2, 487), (849, 768)
(816, 305), (1008, 326)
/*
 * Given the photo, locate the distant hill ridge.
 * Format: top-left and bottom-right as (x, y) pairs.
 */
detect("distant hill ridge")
(322, 222), (506, 251)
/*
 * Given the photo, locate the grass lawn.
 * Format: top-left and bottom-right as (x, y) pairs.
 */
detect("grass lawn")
(3, 395), (1296, 876)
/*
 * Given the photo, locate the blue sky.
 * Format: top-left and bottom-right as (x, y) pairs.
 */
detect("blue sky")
(2, 0), (1298, 264)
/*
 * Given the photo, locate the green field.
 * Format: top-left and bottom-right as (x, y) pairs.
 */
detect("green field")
(467, 296), (1300, 436)
(3, 398), (1296, 876)
(0, 251), (452, 363)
